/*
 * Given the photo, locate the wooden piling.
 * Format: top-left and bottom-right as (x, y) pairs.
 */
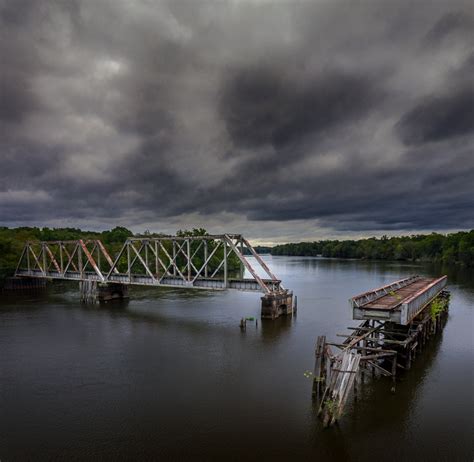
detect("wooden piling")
(79, 280), (97, 304)
(313, 336), (326, 398)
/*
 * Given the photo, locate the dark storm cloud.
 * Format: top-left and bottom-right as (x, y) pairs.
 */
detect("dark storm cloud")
(108, 71), (177, 138)
(1, 0), (473, 238)
(396, 51), (474, 146)
(396, 86), (474, 145)
(0, 71), (38, 123)
(195, 138), (474, 231)
(424, 11), (474, 45)
(220, 66), (379, 150)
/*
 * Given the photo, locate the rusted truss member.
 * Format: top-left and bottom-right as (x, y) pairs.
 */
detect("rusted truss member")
(15, 235), (293, 315)
(313, 287), (449, 427)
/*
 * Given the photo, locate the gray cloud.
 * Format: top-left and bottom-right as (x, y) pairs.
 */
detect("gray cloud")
(0, 0), (473, 240)
(219, 66), (380, 150)
(396, 86), (474, 145)
(424, 10), (474, 45)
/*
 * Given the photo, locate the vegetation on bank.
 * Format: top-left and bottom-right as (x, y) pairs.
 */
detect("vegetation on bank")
(270, 231), (474, 266)
(0, 226), (241, 285)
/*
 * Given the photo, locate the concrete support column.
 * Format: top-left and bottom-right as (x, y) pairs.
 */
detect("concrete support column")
(96, 283), (129, 303)
(261, 291), (294, 319)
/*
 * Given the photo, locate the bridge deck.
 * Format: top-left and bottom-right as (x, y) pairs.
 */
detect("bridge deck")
(362, 278), (436, 310)
(351, 275), (447, 325)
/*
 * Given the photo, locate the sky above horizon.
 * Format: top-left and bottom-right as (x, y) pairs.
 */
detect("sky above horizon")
(1, 0), (473, 244)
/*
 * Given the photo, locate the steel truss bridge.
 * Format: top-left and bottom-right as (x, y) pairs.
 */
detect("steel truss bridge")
(14, 234), (284, 294)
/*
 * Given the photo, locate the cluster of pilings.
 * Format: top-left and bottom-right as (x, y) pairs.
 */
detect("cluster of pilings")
(313, 290), (450, 426)
(239, 316), (258, 330)
(79, 282), (129, 304)
(79, 280), (98, 303)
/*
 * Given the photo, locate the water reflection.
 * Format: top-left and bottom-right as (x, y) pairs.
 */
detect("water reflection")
(260, 315), (293, 342)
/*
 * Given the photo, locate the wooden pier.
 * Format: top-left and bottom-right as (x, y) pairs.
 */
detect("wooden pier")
(313, 276), (449, 426)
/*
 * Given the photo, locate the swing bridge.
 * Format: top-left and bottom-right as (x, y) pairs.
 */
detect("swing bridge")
(13, 234), (294, 318)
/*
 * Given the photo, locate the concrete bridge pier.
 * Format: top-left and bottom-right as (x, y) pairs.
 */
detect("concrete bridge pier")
(97, 283), (129, 303)
(261, 291), (294, 319)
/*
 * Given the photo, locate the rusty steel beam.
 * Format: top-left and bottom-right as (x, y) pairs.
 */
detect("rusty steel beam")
(44, 246), (61, 273)
(78, 240), (104, 282)
(96, 240), (119, 274)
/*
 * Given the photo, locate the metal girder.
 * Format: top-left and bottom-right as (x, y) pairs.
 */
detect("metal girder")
(14, 234), (284, 294)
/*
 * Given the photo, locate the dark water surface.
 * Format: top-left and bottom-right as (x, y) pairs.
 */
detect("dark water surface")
(1, 257), (472, 461)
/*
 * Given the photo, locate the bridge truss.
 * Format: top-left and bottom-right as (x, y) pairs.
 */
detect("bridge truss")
(15, 234), (283, 294)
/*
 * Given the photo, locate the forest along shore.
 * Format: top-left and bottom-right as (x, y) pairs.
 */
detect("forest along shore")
(270, 231), (474, 266)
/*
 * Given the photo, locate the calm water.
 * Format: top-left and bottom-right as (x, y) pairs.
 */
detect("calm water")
(1, 257), (472, 461)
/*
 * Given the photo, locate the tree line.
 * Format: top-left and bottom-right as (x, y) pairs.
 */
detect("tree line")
(270, 231), (474, 266)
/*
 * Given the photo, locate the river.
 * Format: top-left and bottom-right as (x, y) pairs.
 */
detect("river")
(1, 257), (472, 461)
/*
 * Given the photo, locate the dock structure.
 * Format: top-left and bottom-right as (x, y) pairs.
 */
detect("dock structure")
(12, 235), (294, 318)
(313, 275), (449, 427)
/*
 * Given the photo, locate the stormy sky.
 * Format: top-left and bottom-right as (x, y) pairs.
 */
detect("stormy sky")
(1, 0), (473, 243)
